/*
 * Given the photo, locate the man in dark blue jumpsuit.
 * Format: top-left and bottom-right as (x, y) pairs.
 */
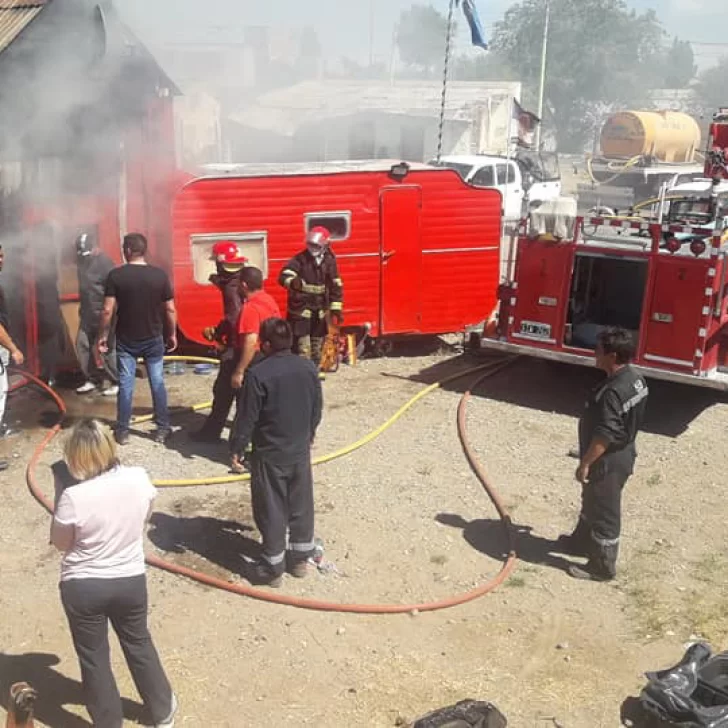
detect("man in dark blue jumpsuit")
(555, 327), (648, 582)
(230, 318), (323, 587)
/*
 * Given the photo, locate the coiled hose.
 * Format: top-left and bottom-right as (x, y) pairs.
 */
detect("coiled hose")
(22, 356), (519, 614)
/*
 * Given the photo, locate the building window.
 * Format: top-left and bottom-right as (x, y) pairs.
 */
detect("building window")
(190, 232), (268, 285)
(304, 212), (351, 242)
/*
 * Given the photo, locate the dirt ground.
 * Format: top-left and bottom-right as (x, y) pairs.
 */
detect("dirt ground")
(2, 343), (728, 727)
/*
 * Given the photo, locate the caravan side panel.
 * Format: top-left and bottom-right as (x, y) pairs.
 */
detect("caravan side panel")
(172, 172), (383, 346)
(416, 170), (502, 334)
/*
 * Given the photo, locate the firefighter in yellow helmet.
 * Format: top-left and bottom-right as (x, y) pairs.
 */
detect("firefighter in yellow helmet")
(278, 227), (343, 367)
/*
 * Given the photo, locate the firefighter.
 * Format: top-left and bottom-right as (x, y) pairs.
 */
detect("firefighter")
(278, 227), (343, 368)
(555, 327), (648, 582)
(74, 232), (118, 396)
(0, 244), (24, 470)
(189, 241), (247, 443)
(229, 317), (323, 587)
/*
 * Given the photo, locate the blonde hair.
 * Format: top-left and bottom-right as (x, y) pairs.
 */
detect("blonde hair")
(64, 419), (119, 481)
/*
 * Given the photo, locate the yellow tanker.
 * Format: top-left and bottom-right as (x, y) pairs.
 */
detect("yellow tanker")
(599, 110), (701, 163)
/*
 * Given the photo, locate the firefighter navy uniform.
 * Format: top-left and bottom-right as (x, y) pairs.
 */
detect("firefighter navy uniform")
(564, 364), (648, 580)
(191, 242), (246, 442)
(230, 348), (323, 583)
(279, 227), (343, 367)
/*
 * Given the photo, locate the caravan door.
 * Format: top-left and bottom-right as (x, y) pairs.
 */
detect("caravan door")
(380, 186), (423, 334)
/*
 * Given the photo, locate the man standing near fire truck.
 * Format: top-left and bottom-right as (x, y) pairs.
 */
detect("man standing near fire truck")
(556, 327), (648, 582)
(190, 241), (247, 443)
(278, 227), (343, 368)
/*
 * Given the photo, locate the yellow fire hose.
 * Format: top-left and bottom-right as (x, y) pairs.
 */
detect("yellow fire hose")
(136, 356), (516, 488)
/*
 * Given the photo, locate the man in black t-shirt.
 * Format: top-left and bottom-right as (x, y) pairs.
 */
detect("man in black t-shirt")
(97, 233), (177, 445)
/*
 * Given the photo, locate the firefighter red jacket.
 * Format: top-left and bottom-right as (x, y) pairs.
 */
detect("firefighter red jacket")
(278, 249), (343, 321)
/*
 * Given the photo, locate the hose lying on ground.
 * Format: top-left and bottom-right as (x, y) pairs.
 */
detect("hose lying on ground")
(21, 356), (519, 614)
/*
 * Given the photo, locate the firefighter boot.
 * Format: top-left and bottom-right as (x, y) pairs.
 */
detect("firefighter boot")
(568, 540), (619, 582)
(553, 517), (591, 557)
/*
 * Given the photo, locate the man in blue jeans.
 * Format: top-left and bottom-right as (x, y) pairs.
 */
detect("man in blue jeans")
(97, 233), (177, 445)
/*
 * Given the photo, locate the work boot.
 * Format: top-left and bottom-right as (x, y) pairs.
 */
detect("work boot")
(247, 560), (284, 588)
(553, 518), (591, 557)
(115, 429), (130, 446)
(287, 555), (309, 579)
(569, 541), (618, 582)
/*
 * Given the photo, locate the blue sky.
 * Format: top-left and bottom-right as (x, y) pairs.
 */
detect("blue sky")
(118, 0), (727, 69)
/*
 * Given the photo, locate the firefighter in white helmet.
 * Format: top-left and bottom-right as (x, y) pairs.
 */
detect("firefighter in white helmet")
(278, 226), (343, 368)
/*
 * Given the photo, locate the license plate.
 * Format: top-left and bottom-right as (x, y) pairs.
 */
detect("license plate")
(520, 321), (552, 338)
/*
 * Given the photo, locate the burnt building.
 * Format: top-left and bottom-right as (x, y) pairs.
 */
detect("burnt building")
(0, 0), (179, 379)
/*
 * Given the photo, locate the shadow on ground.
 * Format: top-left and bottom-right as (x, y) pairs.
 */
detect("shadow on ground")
(0, 652), (144, 727)
(436, 514), (578, 575)
(406, 354), (720, 438)
(148, 513), (261, 575)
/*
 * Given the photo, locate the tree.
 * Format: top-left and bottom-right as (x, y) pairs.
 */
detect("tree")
(659, 38), (697, 89)
(490, 0), (670, 152)
(695, 56), (728, 116)
(396, 4), (452, 75)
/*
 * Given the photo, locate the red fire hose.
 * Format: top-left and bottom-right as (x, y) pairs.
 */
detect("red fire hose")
(22, 361), (518, 614)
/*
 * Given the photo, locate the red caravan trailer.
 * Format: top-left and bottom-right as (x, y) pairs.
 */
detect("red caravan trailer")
(171, 161), (502, 347)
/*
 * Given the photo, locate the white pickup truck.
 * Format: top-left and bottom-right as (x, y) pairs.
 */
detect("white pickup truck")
(429, 152), (562, 220)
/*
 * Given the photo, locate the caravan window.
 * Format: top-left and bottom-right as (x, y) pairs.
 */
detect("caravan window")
(190, 232), (268, 285)
(305, 212), (351, 242)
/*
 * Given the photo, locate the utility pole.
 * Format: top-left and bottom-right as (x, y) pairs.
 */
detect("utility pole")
(535, 0), (551, 150)
(436, 0), (456, 162)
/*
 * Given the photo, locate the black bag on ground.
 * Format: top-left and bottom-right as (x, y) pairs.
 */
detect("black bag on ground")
(639, 642), (728, 727)
(412, 699), (507, 728)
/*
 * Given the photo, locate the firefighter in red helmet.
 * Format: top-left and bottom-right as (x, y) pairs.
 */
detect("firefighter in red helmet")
(278, 226), (343, 367)
(189, 241), (247, 443)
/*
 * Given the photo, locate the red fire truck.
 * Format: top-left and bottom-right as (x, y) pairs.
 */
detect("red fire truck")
(479, 110), (728, 389)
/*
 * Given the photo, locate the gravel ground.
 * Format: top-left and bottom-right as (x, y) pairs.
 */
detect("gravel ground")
(1, 344), (728, 727)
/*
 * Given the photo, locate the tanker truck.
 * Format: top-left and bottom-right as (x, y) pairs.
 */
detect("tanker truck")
(577, 110), (705, 213)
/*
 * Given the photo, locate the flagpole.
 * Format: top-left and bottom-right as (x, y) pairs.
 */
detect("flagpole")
(535, 0), (550, 150)
(436, 0), (456, 162)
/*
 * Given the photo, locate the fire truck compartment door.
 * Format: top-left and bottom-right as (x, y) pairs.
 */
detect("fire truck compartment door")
(380, 186), (423, 334)
(510, 239), (573, 345)
(644, 258), (709, 368)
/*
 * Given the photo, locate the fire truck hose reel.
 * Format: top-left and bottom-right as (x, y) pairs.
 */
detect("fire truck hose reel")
(21, 356), (519, 614)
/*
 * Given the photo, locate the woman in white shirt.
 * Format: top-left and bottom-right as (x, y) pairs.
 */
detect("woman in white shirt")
(51, 419), (177, 728)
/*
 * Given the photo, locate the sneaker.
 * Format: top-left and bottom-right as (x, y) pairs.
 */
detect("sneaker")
(154, 693), (178, 728)
(0, 424), (16, 439)
(76, 381), (96, 394)
(115, 430), (130, 446)
(154, 428), (172, 445)
(101, 385), (119, 397)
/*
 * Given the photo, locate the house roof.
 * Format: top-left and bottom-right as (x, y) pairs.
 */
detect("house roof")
(0, 0), (47, 55)
(229, 80), (522, 137)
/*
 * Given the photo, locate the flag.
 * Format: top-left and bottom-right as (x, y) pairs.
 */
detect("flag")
(511, 99), (541, 148)
(456, 0), (489, 50)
